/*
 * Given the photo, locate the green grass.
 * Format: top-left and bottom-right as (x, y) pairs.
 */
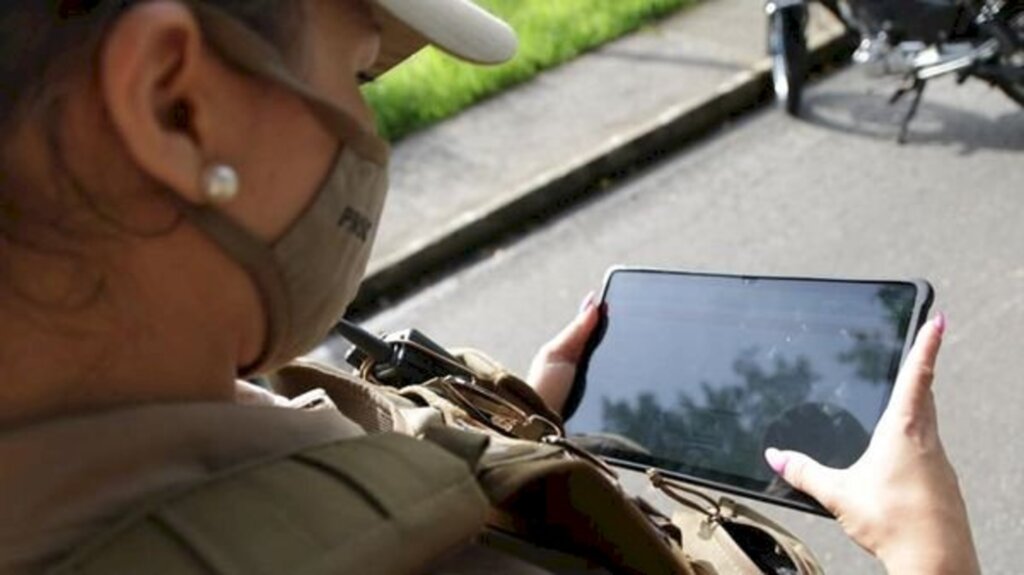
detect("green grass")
(364, 0), (694, 141)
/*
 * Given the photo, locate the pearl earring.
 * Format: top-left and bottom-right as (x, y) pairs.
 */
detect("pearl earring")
(201, 164), (240, 203)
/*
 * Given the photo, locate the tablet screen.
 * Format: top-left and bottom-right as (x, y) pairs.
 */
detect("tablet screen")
(570, 269), (929, 514)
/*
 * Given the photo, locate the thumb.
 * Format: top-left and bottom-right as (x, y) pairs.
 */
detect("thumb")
(542, 296), (600, 364)
(765, 448), (842, 511)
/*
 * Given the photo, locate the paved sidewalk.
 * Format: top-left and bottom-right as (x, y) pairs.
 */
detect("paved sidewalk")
(362, 0), (847, 308)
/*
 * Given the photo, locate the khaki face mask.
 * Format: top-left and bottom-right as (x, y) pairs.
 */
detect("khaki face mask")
(170, 3), (391, 374)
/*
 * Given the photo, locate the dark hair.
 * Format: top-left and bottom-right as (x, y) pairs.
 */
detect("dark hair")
(0, 0), (301, 134)
(0, 1), (301, 306)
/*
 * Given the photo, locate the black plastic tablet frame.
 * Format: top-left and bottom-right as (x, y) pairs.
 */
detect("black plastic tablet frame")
(569, 266), (935, 518)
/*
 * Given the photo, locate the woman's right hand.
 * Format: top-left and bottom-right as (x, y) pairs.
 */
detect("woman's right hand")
(764, 315), (981, 574)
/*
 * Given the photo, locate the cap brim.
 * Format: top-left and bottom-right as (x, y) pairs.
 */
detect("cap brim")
(369, 0), (518, 76)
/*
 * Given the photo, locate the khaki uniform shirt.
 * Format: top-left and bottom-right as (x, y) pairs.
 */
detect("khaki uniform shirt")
(0, 383), (600, 575)
(0, 384), (361, 573)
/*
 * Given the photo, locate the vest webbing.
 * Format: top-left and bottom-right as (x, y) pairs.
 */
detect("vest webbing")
(48, 432), (490, 575)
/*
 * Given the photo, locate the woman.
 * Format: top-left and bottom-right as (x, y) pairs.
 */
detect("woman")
(0, 0), (980, 573)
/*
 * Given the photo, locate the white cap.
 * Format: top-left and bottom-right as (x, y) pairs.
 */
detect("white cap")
(369, 0), (518, 75)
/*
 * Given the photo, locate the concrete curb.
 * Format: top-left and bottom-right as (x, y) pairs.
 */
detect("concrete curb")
(350, 24), (855, 316)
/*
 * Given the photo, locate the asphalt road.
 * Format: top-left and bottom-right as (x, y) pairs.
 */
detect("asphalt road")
(317, 66), (1024, 573)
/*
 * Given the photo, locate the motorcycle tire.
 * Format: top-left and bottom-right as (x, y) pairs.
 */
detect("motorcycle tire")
(993, 8), (1024, 107)
(769, 5), (808, 116)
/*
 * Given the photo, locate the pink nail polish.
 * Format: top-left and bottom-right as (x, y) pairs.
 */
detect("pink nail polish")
(934, 312), (947, 336)
(765, 448), (788, 475)
(579, 291), (596, 314)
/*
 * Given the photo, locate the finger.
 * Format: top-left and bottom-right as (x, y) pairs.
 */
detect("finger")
(578, 291), (596, 314)
(887, 314), (944, 417)
(766, 448), (842, 511)
(543, 299), (600, 364)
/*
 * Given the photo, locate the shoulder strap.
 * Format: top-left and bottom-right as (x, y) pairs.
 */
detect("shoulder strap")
(50, 432), (489, 575)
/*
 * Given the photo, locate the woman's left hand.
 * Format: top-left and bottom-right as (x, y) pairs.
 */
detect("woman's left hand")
(526, 293), (600, 415)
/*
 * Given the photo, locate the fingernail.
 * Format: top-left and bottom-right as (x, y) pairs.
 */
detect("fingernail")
(765, 448), (789, 475)
(579, 291), (596, 314)
(934, 312), (946, 336)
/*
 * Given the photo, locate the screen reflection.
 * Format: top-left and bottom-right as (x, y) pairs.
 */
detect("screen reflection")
(570, 272), (917, 503)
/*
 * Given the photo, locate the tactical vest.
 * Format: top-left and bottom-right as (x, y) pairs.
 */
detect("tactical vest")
(51, 351), (823, 575)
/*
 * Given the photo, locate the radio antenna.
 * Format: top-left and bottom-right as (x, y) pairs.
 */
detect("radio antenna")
(333, 319), (393, 364)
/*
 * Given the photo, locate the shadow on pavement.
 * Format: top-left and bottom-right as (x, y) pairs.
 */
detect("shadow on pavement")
(800, 90), (1024, 154)
(594, 46), (748, 73)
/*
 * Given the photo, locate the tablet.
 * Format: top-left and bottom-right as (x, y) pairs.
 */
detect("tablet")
(568, 267), (934, 515)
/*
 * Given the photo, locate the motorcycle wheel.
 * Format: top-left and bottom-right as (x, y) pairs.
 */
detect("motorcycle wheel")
(994, 8), (1024, 107)
(768, 5), (808, 116)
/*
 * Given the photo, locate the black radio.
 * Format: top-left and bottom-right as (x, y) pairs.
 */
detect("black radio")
(334, 320), (472, 388)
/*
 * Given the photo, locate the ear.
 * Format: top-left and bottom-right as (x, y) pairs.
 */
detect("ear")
(100, 0), (208, 203)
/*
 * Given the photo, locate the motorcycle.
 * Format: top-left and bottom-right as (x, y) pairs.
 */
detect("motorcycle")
(765, 0), (1024, 142)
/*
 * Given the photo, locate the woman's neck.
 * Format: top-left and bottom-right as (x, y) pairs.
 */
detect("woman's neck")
(0, 297), (237, 429)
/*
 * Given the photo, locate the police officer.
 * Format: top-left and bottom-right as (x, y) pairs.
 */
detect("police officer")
(0, 1), (979, 573)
